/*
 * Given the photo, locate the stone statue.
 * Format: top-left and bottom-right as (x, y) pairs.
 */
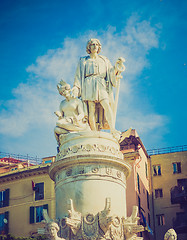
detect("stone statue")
(54, 80), (90, 145)
(164, 228), (177, 240)
(72, 38), (125, 139)
(46, 221), (65, 240)
(123, 206), (144, 240)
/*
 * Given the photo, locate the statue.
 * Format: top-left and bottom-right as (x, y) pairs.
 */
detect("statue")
(164, 228), (177, 240)
(46, 221), (65, 240)
(54, 80), (90, 146)
(123, 206), (144, 240)
(72, 38), (125, 139)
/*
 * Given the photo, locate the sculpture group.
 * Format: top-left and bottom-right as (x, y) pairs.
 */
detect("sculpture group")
(50, 39), (178, 240)
(54, 38), (125, 145)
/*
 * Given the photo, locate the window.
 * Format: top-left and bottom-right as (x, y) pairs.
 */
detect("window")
(138, 196), (141, 212)
(146, 191), (150, 209)
(145, 162), (148, 178)
(30, 204), (48, 224)
(155, 189), (163, 198)
(34, 182), (44, 201)
(137, 173), (140, 193)
(0, 189), (9, 208)
(173, 162), (181, 174)
(153, 165), (161, 176)
(0, 212), (9, 234)
(156, 214), (165, 226)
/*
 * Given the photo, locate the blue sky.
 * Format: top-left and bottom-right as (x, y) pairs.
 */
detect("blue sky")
(0, 0), (186, 158)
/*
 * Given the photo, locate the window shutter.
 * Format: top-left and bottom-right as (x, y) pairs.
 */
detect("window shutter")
(4, 189), (10, 207)
(30, 206), (35, 224)
(4, 211), (9, 234)
(177, 162), (181, 173)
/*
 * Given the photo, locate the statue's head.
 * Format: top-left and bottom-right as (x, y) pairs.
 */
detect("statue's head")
(86, 38), (101, 54)
(164, 228), (177, 240)
(57, 80), (71, 97)
(46, 221), (60, 238)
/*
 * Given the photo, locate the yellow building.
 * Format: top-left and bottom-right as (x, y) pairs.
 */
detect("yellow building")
(150, 147), (187, 240)
(0, 156), (55, 237)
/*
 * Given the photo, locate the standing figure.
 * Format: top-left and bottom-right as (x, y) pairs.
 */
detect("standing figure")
(72, 39), (125, 138)
(54, 80), (90, 146)
(46, 221), (65, 240)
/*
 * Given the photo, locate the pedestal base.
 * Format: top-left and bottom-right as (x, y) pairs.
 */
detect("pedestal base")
(49, 131), (138, 240)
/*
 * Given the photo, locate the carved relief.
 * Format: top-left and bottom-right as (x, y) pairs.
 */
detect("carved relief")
(61, 199), (144, 240)
(65, 199), (81, 236)
(91, 167), (99, 173)
(82, 214), (99, 240)
(55, 165), (125, 185)
(56, 143), (122, 161)
(110, 216), (123, 240)
(106, 167), (112, 175)
(98, 198), (113, 234)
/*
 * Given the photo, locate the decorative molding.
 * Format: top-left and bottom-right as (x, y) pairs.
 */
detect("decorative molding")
(56, 144), (122, 161)
(55, 165), (126, 185)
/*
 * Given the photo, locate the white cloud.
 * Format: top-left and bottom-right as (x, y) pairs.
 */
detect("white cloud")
(0, 15), (166, 156)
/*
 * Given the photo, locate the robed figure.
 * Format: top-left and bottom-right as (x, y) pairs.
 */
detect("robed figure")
(73, 39), (125, 138)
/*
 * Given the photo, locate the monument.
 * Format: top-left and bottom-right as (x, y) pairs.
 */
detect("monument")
(47, 39), (145, 240)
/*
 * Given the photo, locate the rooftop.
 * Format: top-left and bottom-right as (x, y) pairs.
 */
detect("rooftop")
(147, 145), (187, 155)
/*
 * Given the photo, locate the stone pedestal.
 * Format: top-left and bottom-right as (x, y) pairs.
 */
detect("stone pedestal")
(49, 131), (138, 240)
(49, 132), (131, 218)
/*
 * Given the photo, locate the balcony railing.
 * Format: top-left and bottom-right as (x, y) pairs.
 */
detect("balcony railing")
(147, 145), (187, 156)
(171, 186), (187, 204)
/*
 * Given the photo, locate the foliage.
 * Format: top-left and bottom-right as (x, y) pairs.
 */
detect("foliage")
(0, 234), (48, 240)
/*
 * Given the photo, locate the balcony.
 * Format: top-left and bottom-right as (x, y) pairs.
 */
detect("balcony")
(170, 186), (187, 205)
(173, 213), (187, 234)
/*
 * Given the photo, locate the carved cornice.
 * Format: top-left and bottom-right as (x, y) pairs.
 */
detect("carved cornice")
(0, 164), (51, 183)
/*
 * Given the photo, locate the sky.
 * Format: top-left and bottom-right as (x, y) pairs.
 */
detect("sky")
(0, 0), (186, 158)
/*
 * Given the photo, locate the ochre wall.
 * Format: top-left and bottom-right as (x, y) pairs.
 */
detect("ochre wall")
(151, 151), (187, 240)
(0, 166), (55, 237)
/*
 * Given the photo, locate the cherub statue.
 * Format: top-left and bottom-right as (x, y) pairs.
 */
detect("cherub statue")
(54, 80), (90, 146)
(164, 228), (177, 240)
(46, 221), (65, 240)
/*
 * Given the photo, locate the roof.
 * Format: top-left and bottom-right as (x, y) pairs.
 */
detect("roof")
(119, 128), (149, 157)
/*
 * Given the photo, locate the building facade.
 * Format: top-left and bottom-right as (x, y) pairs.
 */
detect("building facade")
(150, 148), (187, 240)
(0, 156), (55, 237)
(1, 143), (186, 239)
(120, 129), (153, 240)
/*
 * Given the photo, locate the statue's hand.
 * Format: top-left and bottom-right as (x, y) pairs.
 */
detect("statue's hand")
(115, 57), (126, 75)
(54, 111), (62, 119)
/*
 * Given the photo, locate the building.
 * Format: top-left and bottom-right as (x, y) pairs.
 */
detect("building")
(0, 156), (55, 237)
(149, 146), (187, 240)
(120, 128), (153, 240)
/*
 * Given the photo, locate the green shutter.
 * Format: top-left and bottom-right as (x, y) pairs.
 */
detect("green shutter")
(30, 206), (35, 224)
(4, 189), (9, 207)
